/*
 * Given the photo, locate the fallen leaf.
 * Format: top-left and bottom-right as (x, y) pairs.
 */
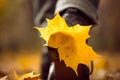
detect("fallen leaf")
(24, 77), (39, 80)
(13, 71), (40, 80)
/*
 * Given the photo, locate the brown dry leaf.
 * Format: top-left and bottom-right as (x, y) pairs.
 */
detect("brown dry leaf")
(24, 77), (39, 80)
(37, 13), (100, 75)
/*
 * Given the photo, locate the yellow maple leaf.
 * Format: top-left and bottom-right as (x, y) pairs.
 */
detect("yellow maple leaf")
(36, 13), (100, 75)
(13, 71), (40, 80)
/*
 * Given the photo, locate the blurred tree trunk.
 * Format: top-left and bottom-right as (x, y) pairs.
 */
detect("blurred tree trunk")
(98, 0), (120, 52)
(0, 0), (41, 53)
(89, 0), (120, 53)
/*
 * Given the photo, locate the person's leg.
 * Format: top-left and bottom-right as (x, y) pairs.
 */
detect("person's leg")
(55, 0), (100, 26)
(42, 0), (100, 80)
(41, 46), (51, 80)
